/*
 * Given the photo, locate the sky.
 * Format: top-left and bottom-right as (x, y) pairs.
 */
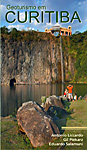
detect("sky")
(0, 0), (87, 34)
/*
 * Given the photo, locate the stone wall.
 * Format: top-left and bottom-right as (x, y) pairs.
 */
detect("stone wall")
(1, 34), (75, 84)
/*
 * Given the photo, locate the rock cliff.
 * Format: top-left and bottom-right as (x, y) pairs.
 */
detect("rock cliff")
(1, 31), (75, 84)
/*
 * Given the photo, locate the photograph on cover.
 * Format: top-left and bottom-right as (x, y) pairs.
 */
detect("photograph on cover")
(1, 0), (87, 149)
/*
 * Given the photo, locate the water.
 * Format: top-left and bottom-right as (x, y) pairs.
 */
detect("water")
(1, 83), (87, 117)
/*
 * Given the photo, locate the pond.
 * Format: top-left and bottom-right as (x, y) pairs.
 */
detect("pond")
(1, 83), (87, 116)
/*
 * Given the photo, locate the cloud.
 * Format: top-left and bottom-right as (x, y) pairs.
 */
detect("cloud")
(78, 0), (87, 5)
(42, 0), (74, 10)
(0, 5), (7, 21)
(1, 0), (87, 33)
(29, 19), (38, 25)
(36, 0), (40, 4)
(34, 20), (38, 25)
(54, 23), (61, 27)
(8, 25), (25, 30)
(26, 27), (35, 31)
(46, 23), (52, 26)
(2, 0), (35, 7)
(0, 4), (6, 10)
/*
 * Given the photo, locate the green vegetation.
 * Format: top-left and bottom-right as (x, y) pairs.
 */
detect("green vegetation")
(1, 117), (58, 150)
(1, 26), (55, 42)
(70, 32), (87, 82)
(1, 99), (87, 150)
(62, 31), (87, 82)
(63, 100), (87, 150)
(41, 96), (46, 103)
(1, 26), (87, 82)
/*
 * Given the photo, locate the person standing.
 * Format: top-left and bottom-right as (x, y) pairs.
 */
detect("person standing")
(67, 85), (73, 101)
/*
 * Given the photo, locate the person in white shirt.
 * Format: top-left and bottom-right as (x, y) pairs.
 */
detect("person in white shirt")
(73, 93), (77, 101)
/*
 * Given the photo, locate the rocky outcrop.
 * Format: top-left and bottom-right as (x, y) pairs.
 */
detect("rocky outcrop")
(45, 95), (64, 111)
(1, 32), (75, 84)
(47, 106), (68, 120)
(16, 101), (59, 147)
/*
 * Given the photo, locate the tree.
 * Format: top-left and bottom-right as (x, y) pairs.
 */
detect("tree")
(74, 31), (81, 35)
(11, 28), (18, 34)
(10, 28), (19, 41)
(1, 26), (9, 34)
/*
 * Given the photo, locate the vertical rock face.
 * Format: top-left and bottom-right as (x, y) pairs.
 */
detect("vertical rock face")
(1, 33), (75, 84)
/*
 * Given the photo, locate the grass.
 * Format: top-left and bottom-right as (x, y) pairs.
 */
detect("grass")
(1, 100), (87, 150)
(66, 100), (87, 126)
(61, 100), (87, 150)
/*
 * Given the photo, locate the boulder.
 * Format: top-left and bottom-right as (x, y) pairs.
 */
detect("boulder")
(45, 95), (64, 111)
(47, 106), (68, 119)
(16, 101), (59, 147)
(82, 94), (87, 100)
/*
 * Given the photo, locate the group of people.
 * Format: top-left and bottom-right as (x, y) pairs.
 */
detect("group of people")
(64, 84), (77, 101)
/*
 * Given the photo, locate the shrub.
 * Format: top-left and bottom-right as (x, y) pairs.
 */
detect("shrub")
(41, 96), (46, 103)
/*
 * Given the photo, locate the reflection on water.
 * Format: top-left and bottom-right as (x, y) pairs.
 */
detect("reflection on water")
(1, 83), (87, 116)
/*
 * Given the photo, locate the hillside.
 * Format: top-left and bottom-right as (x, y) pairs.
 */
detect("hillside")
(62, 30), (87, 82)
(1, 27), (87, 84)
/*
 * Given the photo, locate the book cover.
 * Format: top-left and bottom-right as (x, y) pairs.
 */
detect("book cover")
(1, 0), (87, 149)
